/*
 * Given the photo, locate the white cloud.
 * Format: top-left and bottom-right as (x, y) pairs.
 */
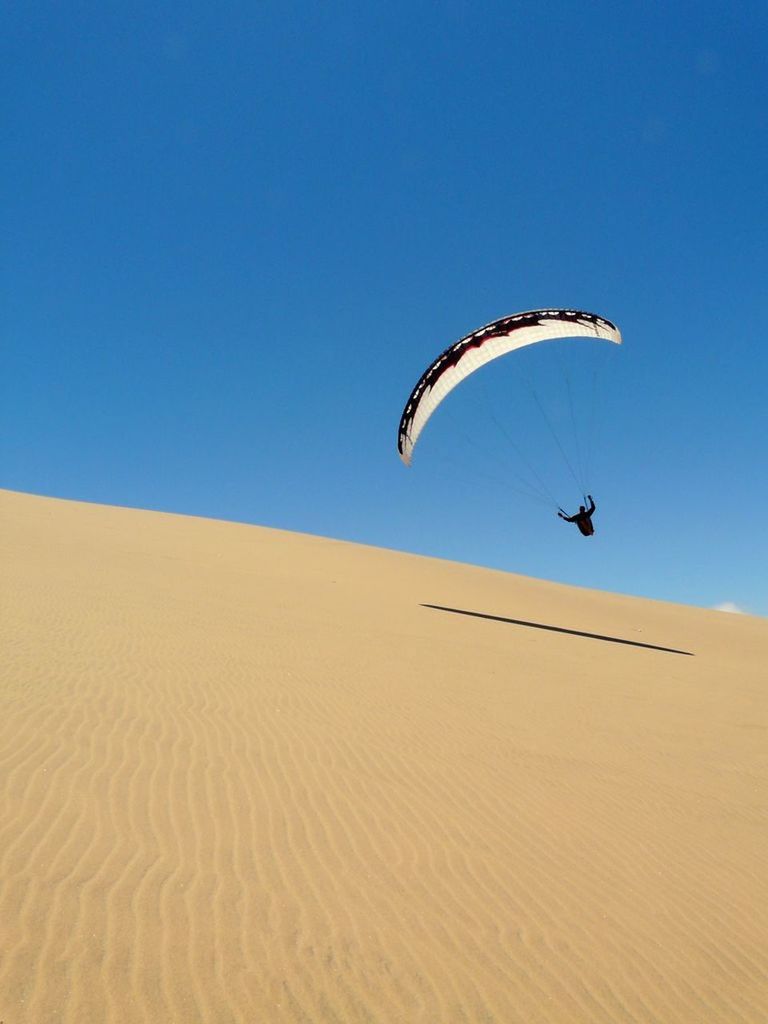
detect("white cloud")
(713, 602), (745, 614)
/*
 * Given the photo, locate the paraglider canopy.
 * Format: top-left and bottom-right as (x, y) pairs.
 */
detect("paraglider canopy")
(397, 308), (622, 466)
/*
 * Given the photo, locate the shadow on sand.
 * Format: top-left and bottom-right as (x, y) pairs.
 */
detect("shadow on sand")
(421, 604), (694, 656)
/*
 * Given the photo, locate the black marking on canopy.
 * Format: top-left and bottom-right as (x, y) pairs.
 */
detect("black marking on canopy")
(397, 309), (616, 458)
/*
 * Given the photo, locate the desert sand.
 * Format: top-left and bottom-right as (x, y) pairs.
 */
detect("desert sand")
(1, 488), (766, 1023)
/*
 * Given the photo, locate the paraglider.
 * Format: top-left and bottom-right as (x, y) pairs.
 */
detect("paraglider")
(558, 496), (597, 536)
(396, 308), (622, 528)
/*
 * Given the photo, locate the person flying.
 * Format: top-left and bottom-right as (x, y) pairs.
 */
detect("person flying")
(558, 495), (596, 536)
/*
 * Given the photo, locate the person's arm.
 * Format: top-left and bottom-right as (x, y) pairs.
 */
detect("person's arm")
(558, 512), (574, 522)
(587, 495), (595, 513)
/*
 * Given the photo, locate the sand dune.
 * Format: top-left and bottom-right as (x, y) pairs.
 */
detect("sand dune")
(1, 488), (766, 1023)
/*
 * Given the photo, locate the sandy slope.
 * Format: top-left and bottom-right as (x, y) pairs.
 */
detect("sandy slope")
(1, 488), (766, 1024)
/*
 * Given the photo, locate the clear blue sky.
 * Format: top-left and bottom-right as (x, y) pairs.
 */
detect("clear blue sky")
(3, 1), (767, 615)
